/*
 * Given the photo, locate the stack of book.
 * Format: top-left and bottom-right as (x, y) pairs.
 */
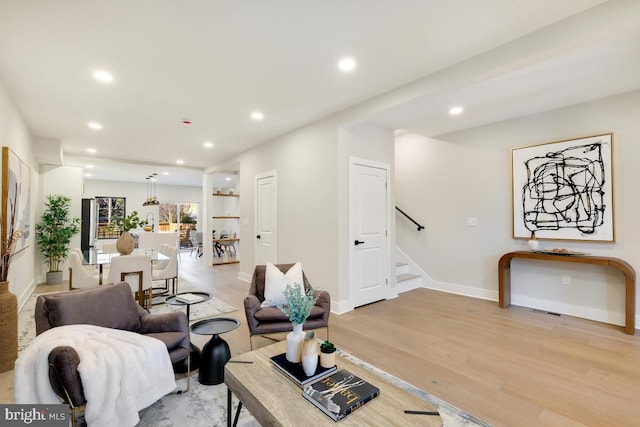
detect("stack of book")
(270, 353), (337, 387)
(302, 369), (380, 421)
(175, 293), (202, 303)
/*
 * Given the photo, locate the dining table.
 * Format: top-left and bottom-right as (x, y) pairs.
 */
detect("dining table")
(81, 247), (169, 285)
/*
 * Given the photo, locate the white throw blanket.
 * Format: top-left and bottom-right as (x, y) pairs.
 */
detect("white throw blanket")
(14, 324), (177, 427)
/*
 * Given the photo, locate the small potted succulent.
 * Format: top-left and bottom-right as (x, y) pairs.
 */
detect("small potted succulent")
(320, 340), (336, 368)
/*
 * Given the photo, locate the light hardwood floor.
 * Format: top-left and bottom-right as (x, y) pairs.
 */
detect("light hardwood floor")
(4, 254), (640, 426)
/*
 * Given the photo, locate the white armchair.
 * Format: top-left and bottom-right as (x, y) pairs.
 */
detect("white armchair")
(68, 251), (100, 290)
(105, 254), (153, 308)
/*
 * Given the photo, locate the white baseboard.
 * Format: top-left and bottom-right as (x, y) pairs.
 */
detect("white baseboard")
(17, 279), (38, 312)
(423, 280), (498, 301)
(238, 271), (251, 283)
(332, 299), (354, 315)
(511, 294), (625, 327)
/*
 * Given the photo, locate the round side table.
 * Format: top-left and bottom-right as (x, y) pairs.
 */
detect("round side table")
(165, 291), (212, 373)
(190, 317), (240, 385)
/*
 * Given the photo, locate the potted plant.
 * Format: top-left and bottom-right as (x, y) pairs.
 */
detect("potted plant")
(320, 340), (337, 368)
(35, 194), (81, 285)
(278, 283), (319, 363)
(111, 211), (147, 255)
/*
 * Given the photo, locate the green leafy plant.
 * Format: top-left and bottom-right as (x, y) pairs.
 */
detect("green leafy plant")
(35, 194), (81, 273)
(111, 211), (147, 232)
(320, 340), (336, 354)
(277, 283), (319, 325)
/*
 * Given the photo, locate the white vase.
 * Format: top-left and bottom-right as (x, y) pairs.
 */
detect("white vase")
(286, 323), (304, 363)
(528, 231), (539, 251)
(301, 331), (318, 376)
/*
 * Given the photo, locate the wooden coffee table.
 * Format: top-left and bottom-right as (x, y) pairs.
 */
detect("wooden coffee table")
(224, 341), (441, 426)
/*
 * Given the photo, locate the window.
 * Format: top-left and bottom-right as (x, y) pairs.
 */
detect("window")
(159, 202), (199, 247)
(96, 196), (125, 239)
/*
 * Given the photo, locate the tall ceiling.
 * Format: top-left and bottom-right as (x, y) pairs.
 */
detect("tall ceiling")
(2, 0), (638, 187)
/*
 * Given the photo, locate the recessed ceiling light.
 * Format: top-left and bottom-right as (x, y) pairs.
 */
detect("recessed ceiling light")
(162, 171), (169, 175)
(86, 164), (95, 169)
(88, 122), (103, 130)
(338, 57), (356, 72)
(84, 173), (93, 177)
(176, 159), (185, 165)
(92, 70), (113, 83)
(203, 141), (214, 148)
(225, 177), (232, 181)
(86, 148), (97, 154)
(251, 111), (264, 121)
(449, 106), (464, 115)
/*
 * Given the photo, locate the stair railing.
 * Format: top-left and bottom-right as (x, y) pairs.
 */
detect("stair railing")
(395, 206), (425, 231)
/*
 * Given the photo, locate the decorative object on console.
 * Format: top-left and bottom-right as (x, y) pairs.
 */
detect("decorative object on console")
(302, 331), (319, 376)
(34, 194), (80, 285)
(512, 133), (614, 242)
(320, 340), (336, 369)
(278, 281), (319, 363)
(527, 231), (539, 251)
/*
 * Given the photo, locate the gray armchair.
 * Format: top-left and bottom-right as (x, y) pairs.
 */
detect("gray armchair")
(244, 263), (330, 349)
(35, 283), (190, 424)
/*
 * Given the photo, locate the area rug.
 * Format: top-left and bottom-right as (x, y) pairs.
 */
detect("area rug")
(18, 279), (237, 354)
(138, 353), (490, 427)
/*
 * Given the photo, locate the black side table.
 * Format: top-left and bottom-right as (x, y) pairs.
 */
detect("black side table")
(190, 317), (240, 385)
(165, 291), (212, 373)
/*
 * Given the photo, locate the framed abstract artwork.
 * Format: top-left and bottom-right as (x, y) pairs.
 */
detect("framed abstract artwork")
(511, 133), (614, 242)
(2, 147), (31, 254)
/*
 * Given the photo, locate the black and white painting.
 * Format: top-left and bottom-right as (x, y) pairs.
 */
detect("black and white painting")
(512, 133), (614, 242)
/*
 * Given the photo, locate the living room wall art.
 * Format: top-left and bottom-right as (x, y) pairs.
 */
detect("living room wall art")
(511, 133), (614, 242)
(2, 147), (31, 253)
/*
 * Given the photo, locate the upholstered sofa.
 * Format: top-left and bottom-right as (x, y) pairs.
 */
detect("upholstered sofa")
(244, 263), (330, 348)
(34, 283), (189, 413)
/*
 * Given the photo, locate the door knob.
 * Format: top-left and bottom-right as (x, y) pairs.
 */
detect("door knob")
(354, 240), (364, 245)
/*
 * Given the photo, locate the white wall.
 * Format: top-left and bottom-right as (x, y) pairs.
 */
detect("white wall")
(395, 89), (640, 327)
(0, 78), (39, 306)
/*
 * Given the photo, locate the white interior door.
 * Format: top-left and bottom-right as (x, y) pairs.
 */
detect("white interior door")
(350, 160), (389, 308)
(255, 171), (277, 265)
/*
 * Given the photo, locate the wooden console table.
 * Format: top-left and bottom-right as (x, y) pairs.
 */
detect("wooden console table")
(498, 251), (636, 335)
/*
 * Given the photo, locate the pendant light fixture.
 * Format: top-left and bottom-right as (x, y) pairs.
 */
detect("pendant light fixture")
(143, 173), (160, 206)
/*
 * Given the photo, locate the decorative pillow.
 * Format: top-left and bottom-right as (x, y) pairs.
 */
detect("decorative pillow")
(261, 262), (303, 308)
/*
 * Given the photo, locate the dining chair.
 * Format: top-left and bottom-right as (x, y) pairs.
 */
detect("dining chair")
(105, 254), (153, 309)
(152, 245), (178, 294)
(189, 231), (203, 257)
(68, 251), (100, 290)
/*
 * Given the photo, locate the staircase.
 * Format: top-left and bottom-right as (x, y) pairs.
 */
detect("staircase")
(395, 261), (422, 293)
